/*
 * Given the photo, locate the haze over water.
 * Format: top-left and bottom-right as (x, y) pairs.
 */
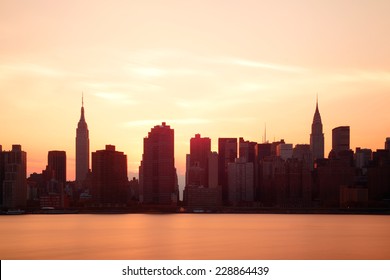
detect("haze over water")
(1, 214), (389, 260)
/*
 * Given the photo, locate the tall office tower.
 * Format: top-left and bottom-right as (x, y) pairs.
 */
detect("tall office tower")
(239, 137), (257, 163)
(76, 96), (89, 183)
(218, 138), (237, 202)
(385, 137), (390, 150)
(47, 151), (66, 183)
(208, 152), (219, 188)
(139, 122), (177, 205)
(2, 145), (27, 208)
(228, 158), (254, 205)
(187, 134), (211, 187)
(332, 126), (350, 154)
(91, 145), (128, 204)
(310, 98), (325, 160)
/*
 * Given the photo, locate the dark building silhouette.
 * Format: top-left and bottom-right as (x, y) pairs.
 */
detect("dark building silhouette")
(228, 158), (254, 205)
(2, 145), (27, 208)
(256, 143), (272, 161)
(91, 145), (128, 205)
(139, 122), (178, 205)
(218, 138), (237, 203)
(76, 95), (89, 183)
(367, 149), (390, 203)
(184, 135), (222, 210)
(385, 138), (390, 150)
(47, 151), (66, 184)
(293, 144), (313, 171)
(310, 98), (325, 160)
(331, 126), (350, 155)
(313, 158), (355, 208)
(187, 134), (211, 187)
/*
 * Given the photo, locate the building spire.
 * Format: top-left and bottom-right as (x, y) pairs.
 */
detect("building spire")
(79, 93), (86, 123)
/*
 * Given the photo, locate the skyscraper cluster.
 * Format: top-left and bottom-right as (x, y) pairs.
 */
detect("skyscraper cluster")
(1, 97), (390, 212)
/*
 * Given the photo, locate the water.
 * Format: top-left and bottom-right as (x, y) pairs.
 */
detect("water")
(1, 214), (389, 259)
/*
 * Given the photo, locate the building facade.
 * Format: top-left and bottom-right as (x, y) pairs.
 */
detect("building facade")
(91, 145), (128, 205)
(187, 134), (211, 187)
(76, 96), (89, 183)
(310, 98), (325, 160)
(47, 151), (66, 184)
(2, 145), (27, 208)
(331, 126), (350, 155)
(139, 122), (177, 205)
(228, 158), (254, 205)
(218, 138), (237, 203)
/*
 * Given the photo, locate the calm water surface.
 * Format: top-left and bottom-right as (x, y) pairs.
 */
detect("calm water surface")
(1, 214), (389, 259)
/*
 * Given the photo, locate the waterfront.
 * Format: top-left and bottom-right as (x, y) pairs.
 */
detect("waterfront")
(0, 214), (389, 259)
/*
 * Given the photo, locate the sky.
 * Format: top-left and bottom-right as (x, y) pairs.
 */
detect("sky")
(1, 0), (390, 186)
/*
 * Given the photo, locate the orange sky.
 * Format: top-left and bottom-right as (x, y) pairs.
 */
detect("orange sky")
(1, 0), (390, 186)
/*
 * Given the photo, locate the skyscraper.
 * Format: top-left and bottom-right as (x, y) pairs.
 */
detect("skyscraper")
(47, 151), (66, 184)
(139, 122), (177, 205)
(218, 138), (237, 202)
(332, 126), (350, 154)
(187, 134), (211, 187)
(310, 97), (325, 160)
(91, 145), (128, 204)
(2, 145), (27, 208)
(76, 95), (89, 183)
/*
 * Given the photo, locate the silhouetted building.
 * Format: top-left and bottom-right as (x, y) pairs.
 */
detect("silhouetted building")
(208, 152), (219, 188)
(313, 158), (355, 207)
(367, 149), (390, 203)
(91, 145), (128, 205)
(293, 144), (313, 171)
(239, 138), (257, 163)
(340, 185), (368, 208)
(139, 122), (178, 205)
(218, 138), (237, 203)
(2, 145), (27, 208)
(183, 186), (222, 211)
(310, 98), (325, 160)
(128, 177), (139, 202)
(331, 126), (350, 156)
(187, 134), (211, 187)
(258, 156), (284, 206)
(276, 142), (293, 160)
(256, 143), (272, 161)
(385, 137), (390, 150)
(47, 151), (66, 184)
(355, 148), (372, 170)
(76, 96), (89, 183)
(228, 158), (254, 205)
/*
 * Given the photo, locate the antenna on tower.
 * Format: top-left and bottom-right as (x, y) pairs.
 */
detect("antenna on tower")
(82, 92), (84, 107)
(264, 123), (267, 143)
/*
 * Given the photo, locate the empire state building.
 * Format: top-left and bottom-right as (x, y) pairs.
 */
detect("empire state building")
(310, 97), (324, 160)
(76, 96), (89, 183)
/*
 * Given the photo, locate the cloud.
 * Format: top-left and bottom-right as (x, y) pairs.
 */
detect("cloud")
(225, 58), (306, 73)
(124, 118), (211, 127)
(94, 92), (137, 104)
(0, 63), (67, 77)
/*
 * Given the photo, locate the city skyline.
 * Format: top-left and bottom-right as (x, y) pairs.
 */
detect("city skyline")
(1, 0), (390, 183)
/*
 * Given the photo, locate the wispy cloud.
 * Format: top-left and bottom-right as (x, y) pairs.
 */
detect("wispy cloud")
(0, 63), (67, 77)
(94, 92), (137, 105)
(224, 58), (306, 73)
(124, 118), (211, 127)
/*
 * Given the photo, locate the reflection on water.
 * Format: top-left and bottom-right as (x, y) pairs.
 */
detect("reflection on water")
(0, 214), (389, 259)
